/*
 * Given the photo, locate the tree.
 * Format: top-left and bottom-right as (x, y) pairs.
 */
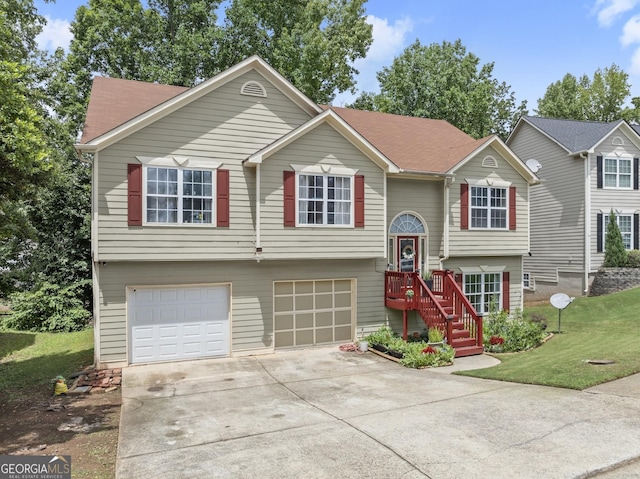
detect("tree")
(219, 0), (372, 103)
(536, 64), (631, 122)
(60, 0), (372, 127)
(348, 39), (527, 139)
(603, 211), (627, 267)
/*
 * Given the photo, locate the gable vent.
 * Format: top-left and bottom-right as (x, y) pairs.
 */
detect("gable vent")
(612, 136), (625, 146)
(241, 81), (267, 98)
(482, 156), (498, 168)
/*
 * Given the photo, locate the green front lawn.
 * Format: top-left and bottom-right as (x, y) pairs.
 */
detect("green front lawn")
(0, 328), (94, 399)
(458, 288), (640, 389)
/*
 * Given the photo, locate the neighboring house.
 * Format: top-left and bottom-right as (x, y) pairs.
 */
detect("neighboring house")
(76, 56), (538, 368)
(507, 116), (640, 300)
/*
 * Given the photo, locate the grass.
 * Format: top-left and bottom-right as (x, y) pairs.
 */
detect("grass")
(457, 287), (640, 389)
(0, 328), (94, 398)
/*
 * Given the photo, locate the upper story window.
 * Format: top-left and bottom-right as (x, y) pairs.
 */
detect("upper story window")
(297, 174), (352, 226)
(145, 166), (215, 225)
(470, 186), (507, 229)
(604, 158), (632, 189)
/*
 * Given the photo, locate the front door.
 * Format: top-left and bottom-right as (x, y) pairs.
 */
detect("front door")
(398, 236), (418, 272)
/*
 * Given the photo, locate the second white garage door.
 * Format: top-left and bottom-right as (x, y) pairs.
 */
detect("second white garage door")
(128, 285), (230, 364)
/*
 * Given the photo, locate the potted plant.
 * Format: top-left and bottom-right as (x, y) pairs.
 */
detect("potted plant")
(427, 327), (445, 349)
(422, 270), (434, 290)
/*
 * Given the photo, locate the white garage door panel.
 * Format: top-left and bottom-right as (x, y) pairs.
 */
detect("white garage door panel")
(129, 285), (230, 364)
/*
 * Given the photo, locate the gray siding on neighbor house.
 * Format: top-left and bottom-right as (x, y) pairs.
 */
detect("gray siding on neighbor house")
(448, 146), (530, 257)
(508, 122), (586, 284)
(443, 255), (524, 312)
(96, 70), (312, 261)
(96, 259), (386, 364)
(386, 177), (445, 269)
(258, 122), (387, 259)
(590, 128), (640, 270)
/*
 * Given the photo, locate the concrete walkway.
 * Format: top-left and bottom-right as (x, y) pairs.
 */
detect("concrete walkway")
(117, 347), (640, 478)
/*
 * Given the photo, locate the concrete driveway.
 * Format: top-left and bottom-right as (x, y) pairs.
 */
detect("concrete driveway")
(117, 347), (640, 479)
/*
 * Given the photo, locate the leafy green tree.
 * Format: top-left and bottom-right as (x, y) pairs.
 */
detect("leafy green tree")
(537, 64), (631, 122)
(219, 0), (372, 103)
(603, 211), (627, 267)
(349, 39), (526, 139)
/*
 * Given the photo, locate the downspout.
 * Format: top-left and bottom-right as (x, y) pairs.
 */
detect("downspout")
(582, 152), (590, 293)
(255, 163), (262, 262)
(440, 177), (453, 269)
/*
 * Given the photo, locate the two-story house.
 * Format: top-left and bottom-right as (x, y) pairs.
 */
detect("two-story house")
(507, 116), (640, 300)
(76, 56), (538, 368)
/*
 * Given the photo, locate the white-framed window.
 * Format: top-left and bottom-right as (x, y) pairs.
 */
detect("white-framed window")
(523, 272), (532, 289)
(297, 174), (352, 226)
(604, 213), (633, 250)
(470, 186), (507, 229)
(145, 166), (215, 224)
(464, 272), (502, 314)
(604, 158), (632, 189)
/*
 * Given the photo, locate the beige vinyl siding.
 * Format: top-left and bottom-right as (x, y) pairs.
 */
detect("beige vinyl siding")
(444, 255), (524, 312)
(259, 122), (386, 259)
(96, 70), (312, 261)
(449, 146), (530, 256)
(590, 129), (640, 269)
(386, 177), (444, 268)
(96, 259), (385, 363)
(509, 122), (586, 283)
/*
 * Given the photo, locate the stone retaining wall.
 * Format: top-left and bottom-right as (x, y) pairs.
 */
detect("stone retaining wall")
(589, 268), (640, 296)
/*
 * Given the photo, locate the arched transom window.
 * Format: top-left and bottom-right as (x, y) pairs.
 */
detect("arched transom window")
(390, 213), (425, 234)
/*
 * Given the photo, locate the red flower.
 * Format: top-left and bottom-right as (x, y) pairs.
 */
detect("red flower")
(489, 335), (504, 345)
(422, 346), (437, 354)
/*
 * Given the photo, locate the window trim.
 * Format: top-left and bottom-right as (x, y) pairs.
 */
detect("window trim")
(523, 272), (534, 290)
(603, 212), (634, 251)
(469, 185), (509, 230)
(603, 157), (633, 190)
(295, 172), (355, 227)
(463, 271), (503, 315)
(142, 165), (218, 227)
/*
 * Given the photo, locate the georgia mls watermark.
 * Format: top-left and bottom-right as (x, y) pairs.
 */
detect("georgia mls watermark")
(0, 455), (71, 479)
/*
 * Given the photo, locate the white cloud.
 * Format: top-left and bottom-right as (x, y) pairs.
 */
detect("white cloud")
(628, 45), (640, 74)
(36, 16), (72, 52)
(332, 15), (414, 106)
(593, 0), (640, 27)
(365, 15), (414, 62)
(621, 14), (640, 45)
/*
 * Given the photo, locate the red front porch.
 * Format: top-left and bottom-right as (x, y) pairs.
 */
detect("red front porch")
(384, 270), (484, 357)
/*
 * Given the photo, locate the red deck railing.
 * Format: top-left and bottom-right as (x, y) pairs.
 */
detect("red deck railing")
(384, 270), (483, 351)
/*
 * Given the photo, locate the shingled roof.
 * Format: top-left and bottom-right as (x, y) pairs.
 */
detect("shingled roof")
(81, 77), (187, 144)
(80, 76), (498, 175)
(522, 116), (623, 153)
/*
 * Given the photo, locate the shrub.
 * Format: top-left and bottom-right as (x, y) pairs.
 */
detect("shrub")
(603, 210), (627, 267)
(482, 308), (545, 352)
(3, 281), (92, 332)
(626, 250), (640, 268)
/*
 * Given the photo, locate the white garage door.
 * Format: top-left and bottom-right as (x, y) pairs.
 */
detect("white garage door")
(128, 285), (230, 364)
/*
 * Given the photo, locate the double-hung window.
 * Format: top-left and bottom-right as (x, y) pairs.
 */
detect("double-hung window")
(145, 167), (214, 224)
(297, 174), (352, 226)
(464, 272), (502, 314)
(604, 213), (633, 250)
(470, 186), (507, 229)
(604, 158), (632, 189)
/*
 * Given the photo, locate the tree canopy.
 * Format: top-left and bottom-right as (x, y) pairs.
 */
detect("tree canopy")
(536, 64), (637, 122)
(348, 39), (527, 139)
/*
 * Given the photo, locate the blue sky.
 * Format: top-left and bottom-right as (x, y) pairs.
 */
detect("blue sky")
(34, 0), (640, 111)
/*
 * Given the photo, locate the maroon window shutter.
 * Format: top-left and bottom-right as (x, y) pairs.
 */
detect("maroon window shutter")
(128, 164), (143, 226)
(502, 271), (510, 312)
(216, 169), (230, 227)
(509, 186), (517, 230)
(283, 171), (295, 227)
(460, 183), (469, 230)
(354, 175), (365, 227)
